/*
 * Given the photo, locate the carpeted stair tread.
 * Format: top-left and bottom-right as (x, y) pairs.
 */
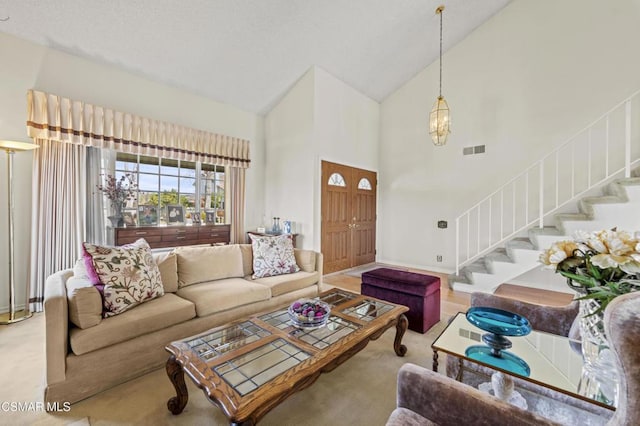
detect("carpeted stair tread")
(556, 212), (590, 221)
(581, 195), (624, 205)
(506, 238), (535, 250)
(528, 226), (563, 236)
(485, 249), (514, 264)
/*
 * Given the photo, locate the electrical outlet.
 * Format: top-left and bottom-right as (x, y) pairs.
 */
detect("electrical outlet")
(437, 255), (443, 262)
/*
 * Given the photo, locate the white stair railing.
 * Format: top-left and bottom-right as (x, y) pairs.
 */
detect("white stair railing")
(455, 89), (640, 275)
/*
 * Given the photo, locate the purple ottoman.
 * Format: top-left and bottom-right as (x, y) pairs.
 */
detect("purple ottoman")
(361, 268), (440, 334)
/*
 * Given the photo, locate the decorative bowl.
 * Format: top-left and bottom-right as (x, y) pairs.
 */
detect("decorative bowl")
(465, 307), (532, 337)
(288, 299), (331, 329)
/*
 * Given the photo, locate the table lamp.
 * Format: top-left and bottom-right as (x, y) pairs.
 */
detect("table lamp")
(0, 140), (39, 324)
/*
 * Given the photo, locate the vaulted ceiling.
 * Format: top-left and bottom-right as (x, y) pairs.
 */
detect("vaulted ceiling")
(0, 0), (512, 113)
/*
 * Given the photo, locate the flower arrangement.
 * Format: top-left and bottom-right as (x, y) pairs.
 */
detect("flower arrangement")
(96, 173), (137, 210)
(539, 229), (640, 313)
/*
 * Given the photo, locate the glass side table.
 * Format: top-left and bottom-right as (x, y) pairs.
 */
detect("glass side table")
(432, 312), (615, 411)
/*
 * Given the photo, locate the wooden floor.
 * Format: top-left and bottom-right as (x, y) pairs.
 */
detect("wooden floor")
(323, 265), (572, 321)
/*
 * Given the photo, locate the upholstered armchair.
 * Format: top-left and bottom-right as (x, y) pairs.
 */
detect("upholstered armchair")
(386, 292), (640, 426)
(387, 363), (558, 426)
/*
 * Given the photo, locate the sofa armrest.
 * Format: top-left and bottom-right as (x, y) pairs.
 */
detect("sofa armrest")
(470, 292), (578, 336)
(395, 363), (558, 425)
(44, 269), (73, 385)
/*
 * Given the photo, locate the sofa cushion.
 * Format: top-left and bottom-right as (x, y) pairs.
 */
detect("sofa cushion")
(153, 251), (179, 293)
(83, 238), (164, 317)
(175, 245), (244, 288)
(239, 244), (254, 277)
(69, 293), (195, 355)
(249, 234), (300, 279)
(176, 278), (271, 317)
(66, 276), (102, 329)
(252, 271), (320, 297)
(294, 249), (316, 273)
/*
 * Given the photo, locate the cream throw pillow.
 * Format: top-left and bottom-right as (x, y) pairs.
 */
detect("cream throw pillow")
(66, 276), (102, 329)
(294, 249), (316, 273)
(175, 245), (244, 288)
(153, 251), (179, 293)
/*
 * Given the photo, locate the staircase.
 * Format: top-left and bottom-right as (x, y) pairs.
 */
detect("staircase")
(450, 89), (640, 294)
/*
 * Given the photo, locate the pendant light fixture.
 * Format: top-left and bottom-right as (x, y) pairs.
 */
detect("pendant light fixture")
(429, 5), (450, 146)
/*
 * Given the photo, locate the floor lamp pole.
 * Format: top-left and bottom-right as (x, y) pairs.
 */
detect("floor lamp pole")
(0, 140), (39, 325)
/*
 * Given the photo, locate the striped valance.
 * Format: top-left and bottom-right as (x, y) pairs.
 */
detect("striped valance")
(26, 90), (250, 168)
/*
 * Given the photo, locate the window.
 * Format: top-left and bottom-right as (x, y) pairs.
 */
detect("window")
(200, 163), (226, 223)
(357, 178), (372, 190)
(328, 173), (346, 187)
(113, 153), (225, 225)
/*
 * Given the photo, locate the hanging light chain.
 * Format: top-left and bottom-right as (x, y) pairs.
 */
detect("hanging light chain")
(438, 6), (443, 98)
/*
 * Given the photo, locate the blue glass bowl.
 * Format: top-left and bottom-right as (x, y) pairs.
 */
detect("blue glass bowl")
(465, 345), (531, 377)
(466, 307), (532, 337)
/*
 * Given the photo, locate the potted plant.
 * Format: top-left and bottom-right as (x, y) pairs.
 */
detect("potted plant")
(97, 173), (137, 227)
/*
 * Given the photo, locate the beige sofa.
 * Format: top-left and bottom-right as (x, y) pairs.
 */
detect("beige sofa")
(44, 244), (323, 404)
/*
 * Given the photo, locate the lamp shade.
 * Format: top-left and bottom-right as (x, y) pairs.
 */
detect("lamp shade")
(0, 140), (39, 152)
(429, 96), (450, 146)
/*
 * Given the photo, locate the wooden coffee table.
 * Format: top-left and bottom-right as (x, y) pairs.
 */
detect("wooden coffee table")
(165, 288), (409, 425)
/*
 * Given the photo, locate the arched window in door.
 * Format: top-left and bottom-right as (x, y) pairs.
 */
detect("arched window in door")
(328, 172), (346, 187)
(357, 178), (372, 190)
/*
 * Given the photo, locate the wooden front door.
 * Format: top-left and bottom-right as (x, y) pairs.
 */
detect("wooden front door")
(321, 161), (377, 274)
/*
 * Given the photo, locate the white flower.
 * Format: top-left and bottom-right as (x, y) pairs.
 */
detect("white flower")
(539, 241), (579, 267)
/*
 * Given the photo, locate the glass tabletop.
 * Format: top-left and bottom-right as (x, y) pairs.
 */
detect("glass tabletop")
(433, 313), (590, 402)
(185, 321), (271, 361)
(214, 338), (311, 396)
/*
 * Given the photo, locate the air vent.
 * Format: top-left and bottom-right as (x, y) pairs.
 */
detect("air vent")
(463, 145), (486, 156)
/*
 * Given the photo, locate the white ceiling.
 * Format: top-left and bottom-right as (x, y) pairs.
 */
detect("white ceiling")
(0, 0), (512, 114)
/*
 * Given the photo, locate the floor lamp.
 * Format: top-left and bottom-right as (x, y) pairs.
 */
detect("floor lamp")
(0, 140), (39, 324)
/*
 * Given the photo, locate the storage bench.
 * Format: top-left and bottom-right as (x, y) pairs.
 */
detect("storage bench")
(361, 268), (441, 333)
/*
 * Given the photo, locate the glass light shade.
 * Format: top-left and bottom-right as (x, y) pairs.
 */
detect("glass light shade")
(429, 96), (450, 146)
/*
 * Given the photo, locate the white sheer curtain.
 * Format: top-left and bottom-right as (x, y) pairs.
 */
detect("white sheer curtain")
(29, 139), (86, 312)
(229, 167), (246, 244)
(85, 147), (108, 245)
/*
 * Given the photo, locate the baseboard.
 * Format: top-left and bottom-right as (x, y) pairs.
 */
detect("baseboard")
(376, 258), (454, 275)
(0, 303), (27, 314)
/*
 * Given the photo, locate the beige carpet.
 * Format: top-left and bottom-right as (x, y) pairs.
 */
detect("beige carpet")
(0, 313), (447, 426)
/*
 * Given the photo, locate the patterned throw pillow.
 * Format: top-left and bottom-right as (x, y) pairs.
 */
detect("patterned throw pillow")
(249, 234), (300, 279)
(82, 238), (164, 317)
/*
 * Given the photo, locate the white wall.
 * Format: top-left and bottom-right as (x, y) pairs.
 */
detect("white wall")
(264, 66), (380, 251)
(378, 0), (640, 273)
(0, 32), (264, 312)
(264, 69), (316, 248)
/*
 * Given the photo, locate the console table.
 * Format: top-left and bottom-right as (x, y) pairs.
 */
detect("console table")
(115, 224), (230, 248)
